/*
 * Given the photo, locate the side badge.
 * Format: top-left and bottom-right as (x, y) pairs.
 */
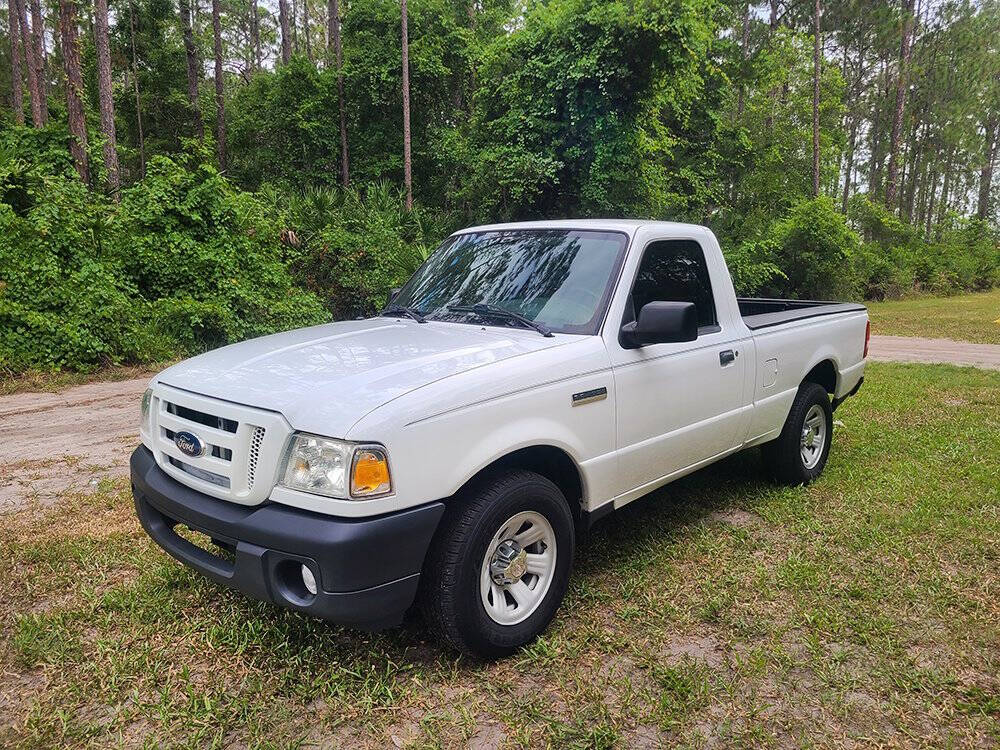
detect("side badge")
(572, 387), (607, 406)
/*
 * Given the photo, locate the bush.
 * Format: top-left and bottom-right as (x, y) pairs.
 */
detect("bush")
(760, 197), (861, 300)
(0, 145), (328, 373)
(274, 182), (442, 319)
(848, 195), (1000, 297)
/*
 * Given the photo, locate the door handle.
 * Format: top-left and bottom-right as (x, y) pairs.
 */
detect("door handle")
(719, 349), (736, 366)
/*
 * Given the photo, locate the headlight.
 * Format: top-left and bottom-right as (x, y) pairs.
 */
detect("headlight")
(140, 388), (153, 428)
(280, 434), (393, 500)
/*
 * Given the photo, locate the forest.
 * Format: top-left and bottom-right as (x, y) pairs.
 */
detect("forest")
(1, 0), (998, 372)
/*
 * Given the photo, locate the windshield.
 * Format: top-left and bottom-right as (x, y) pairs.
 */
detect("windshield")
(391, 229), (629, 335)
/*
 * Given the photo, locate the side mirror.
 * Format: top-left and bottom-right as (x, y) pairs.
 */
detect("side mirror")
(388, 287), (402, 302)
(621, 301), (698, 348)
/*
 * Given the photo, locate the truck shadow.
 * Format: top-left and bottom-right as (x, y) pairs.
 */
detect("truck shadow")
(315, 447), (778, 665)
(575, 447), (773, 576)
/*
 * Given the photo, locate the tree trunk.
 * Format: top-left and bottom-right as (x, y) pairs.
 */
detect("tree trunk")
(128, 0), (145, 177)
(923, 170), (937, 237)
(885, 0), (915, 209)
(401, 0), (412, 210)
(328, 0), (349, 186)
(765, 0), (778, 133)
(7, 0), (25, 125)
(180, 0), (204, 138)
(14, 0), (43, 126)
(812, 0), (821, 198)
(28, 0), (46, 122)
(211, 0), (226, 170)
(291, 0), (298, 52)
(279, 0), (291, 63)
(977, 116), (998, 220)
(93, 0), (119, 193)
(841, 118), (856, 213)
(735, 2), (749, 121)
(935, 148), (954, 235)
(250, 0), (260, 69)
(302, 0), (312, 60)
(903, 119), (924, 221)
(58, 0), (88, 182)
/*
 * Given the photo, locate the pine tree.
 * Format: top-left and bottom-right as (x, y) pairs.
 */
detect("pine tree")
(279, 0), (291, 63)
(28, 0), (46, 123)
(212, 0), (226, 169)
(885, 0), (915, 208)
(327, 0), (348, 185)
(401, 0), (412, 210)
(57, 0), (89, 181)
(93, 0), (119, 192)
(180, 0), (204, 138)
(14, 0), (43, 126)
(812, 0), (821, 198)
(7, 0), (25, 125)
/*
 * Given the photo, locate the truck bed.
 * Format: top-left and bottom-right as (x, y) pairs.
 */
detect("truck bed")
(738, 298), (867, 330)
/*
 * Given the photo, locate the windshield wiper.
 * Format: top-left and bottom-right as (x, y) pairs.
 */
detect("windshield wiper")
(447, 303), (553, 337)
(381, 304), (427, 323)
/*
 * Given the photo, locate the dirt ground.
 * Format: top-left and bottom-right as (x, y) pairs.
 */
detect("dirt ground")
(0, 377), (149, 511)
(868, 335), (1000, 370)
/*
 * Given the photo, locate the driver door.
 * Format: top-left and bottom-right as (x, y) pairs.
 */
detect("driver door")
(610, 239), (747, 498)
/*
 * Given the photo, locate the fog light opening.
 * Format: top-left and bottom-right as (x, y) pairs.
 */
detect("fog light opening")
(301, 564), (318, 596)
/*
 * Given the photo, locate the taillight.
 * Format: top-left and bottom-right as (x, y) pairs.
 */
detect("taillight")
(863, 320), (871, 358)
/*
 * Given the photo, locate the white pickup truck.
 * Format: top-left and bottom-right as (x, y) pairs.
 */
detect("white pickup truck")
(132, 220), (868, 657)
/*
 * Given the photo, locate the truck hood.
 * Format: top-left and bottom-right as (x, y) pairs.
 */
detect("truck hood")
(156, 318), (573, 437)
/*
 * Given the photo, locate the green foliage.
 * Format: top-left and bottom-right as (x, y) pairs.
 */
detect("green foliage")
(760, 197), (861, 300)
(0, 142), (327, 373)
(848, 195), (1000, 299)
(465, 0), (717, 219)
(272, 181), (440, 319)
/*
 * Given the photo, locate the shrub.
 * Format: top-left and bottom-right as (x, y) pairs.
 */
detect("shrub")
(0, 146), (328, 373)
(760, 197), (861, 300)
(275, 182), (441, 319)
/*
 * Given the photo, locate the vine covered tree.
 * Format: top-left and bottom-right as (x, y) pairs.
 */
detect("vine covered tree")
(57, 0), (88, 181)
(94, 0), (119, 191)
(7, 0), (25, 124)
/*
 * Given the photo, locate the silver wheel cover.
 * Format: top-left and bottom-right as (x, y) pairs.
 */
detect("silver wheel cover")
(479, 511), (557, 626)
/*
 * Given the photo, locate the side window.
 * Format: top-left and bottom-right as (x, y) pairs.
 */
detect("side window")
(628, 239), (718, 329)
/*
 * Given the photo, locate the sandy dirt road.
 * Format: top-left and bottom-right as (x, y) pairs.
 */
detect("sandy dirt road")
(3, 335), (999, 513)
(868, 335), (1000, 370)
(0, 377), (149, 511)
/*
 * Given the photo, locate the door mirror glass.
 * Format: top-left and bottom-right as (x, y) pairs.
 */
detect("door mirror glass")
(621, 301), (698, 348)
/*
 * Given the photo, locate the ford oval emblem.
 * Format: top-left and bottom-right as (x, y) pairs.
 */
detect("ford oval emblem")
(174, 430), (207, 458)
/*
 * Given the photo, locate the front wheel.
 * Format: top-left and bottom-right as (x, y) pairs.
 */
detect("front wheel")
(419, 470), (575, 659)
(761, 381), (833, 486)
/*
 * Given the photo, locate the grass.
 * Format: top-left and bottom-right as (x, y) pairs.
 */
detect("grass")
(1, 361), (998, 748)
(866, 288), (1000, 344)
(0, 362), (177, 397)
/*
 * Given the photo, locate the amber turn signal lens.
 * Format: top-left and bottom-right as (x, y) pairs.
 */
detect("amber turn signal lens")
(351, 448), (392, 497)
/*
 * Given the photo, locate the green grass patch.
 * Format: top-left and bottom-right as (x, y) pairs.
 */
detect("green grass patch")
(1, 361), (998, 748)
(867, 288), (1000, 344)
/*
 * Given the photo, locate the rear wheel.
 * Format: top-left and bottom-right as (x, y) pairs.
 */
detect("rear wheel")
(419, 470), (574, 659)
(762, 381), (833, 486)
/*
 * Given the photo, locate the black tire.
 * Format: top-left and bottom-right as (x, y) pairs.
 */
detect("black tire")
(761, 381), (833, 486)
(419, 469), (575, 659)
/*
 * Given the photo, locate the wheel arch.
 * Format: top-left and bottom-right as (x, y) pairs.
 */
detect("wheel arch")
(802, 357), (839, 394)
(453, 445), (585, 523)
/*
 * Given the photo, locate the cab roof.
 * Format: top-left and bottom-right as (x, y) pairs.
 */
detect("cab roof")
(452, 219), (707, 238)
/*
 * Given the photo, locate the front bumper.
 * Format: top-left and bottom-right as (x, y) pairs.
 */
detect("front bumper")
(130, 446), (444, 630)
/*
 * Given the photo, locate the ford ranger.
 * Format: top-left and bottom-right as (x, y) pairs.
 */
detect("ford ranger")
(131, 220), (868, 658)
